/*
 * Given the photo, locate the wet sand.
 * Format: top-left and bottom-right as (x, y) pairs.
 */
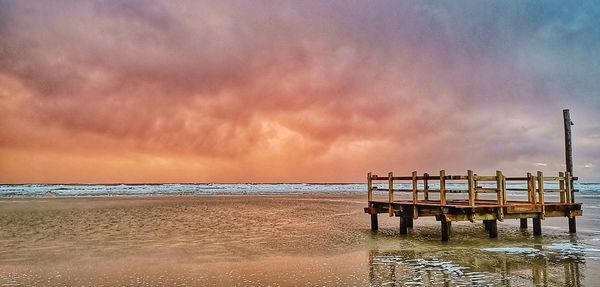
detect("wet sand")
(0, 194), (598, 286)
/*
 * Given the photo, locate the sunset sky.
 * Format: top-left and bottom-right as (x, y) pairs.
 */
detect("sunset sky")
(1, 1), (599, 183)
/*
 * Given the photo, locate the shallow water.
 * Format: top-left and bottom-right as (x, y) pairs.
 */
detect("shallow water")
(0, 194), (599, 286)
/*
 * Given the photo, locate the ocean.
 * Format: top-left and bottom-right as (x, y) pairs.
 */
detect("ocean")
(1, 182), (599, 197)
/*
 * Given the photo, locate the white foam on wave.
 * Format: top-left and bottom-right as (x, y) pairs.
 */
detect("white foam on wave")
(1, 182), (599, 197)
(0, 183), (368, 197)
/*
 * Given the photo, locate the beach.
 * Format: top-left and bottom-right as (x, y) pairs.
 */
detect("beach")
(1, 194), (599, 286)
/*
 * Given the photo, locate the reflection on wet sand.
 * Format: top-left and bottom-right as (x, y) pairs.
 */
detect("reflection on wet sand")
(1, 195), (597, 286)
(368, 244), (584, 286)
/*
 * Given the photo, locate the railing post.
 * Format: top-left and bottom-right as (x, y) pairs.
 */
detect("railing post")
(412, 171), (418, 219)
(367, 172), (372, 202)
(496, 170), (504, 205)
(527, 172), (535, 205)
(474, 174), (480, 201)
(502, 173), (507, 205)
(388, 172), (393, 217)
(388, 172), (393, 203)
(537, 171), (545, 219)
(496, 170), (505, 221)
(412, 171), (418, 204)
(565, 171), (572, 203)
(423, 173), (429, 201)
(440, 170), (446, 206)
(559, 172), (565, 203)
(468, 170), (475, 207)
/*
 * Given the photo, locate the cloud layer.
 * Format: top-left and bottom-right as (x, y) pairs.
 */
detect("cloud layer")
(1, 1), (600, 182)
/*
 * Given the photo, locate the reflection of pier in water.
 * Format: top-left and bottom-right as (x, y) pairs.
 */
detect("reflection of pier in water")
(368, 246), (583, 286)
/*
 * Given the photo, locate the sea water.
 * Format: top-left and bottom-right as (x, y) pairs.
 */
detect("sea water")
(1, 182), (599, 197)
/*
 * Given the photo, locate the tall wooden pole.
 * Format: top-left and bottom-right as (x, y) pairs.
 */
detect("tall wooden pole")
(563, 110), (574, 202)
(563, 109), (576, 233)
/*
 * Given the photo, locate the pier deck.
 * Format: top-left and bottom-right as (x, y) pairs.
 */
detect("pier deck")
(364, 170), (582, 241)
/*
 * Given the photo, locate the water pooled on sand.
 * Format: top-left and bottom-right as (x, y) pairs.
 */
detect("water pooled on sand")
(1, 193), (600, 286)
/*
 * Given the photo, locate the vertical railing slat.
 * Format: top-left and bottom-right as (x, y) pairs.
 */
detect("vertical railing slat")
(496, 170), (505, 221)
(468, 170), (475, 207)
(474, 174), (480, 201)
(559, 172), (565, 203)
(423, 173), (429, 202)
(412, 171), (418, 204)
(537, 171), (545, 219)
(565, 171), (572, 203)
(388, 172), (393, 217)
(527, 172), (535, 206)
(367, 172), (372, 202)
(440, 170), (446, 206)
(412, 171), (419, 219)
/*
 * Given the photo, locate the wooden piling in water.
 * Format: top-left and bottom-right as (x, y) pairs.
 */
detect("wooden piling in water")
(399, 217), (408, 235)
(371, 214), (378, 231)
(441, 218), (450, 241)
(485, 220), (498, 238)
(569, 215), (577, 234)
(564, 109), (577, 233)
(533, 217), (542, 236)
(520, 218), (528, 229)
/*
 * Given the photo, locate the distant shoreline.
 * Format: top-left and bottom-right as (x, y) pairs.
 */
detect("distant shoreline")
(1, 182), (598, 198)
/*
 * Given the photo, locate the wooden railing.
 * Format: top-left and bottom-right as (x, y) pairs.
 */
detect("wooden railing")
(368, 170), (574, 216)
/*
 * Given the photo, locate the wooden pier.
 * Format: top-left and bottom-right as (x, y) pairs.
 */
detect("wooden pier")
(364, 170), (582, 241)
(364, 110), (582, 241)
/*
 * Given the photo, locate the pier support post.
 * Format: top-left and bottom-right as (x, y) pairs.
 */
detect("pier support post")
(406, 206), (414, 228)
(399, 217), (408, 235)
(484, 220), (497, 238)
(569, 218), (576, 233)
(371, 214), (378, 231)
(520, 218), (528, 229)
(441, 219), (451, 241)
(533, 217), (542, 236)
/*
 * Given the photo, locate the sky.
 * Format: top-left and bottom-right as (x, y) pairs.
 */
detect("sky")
(1, 1), (599, 183)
